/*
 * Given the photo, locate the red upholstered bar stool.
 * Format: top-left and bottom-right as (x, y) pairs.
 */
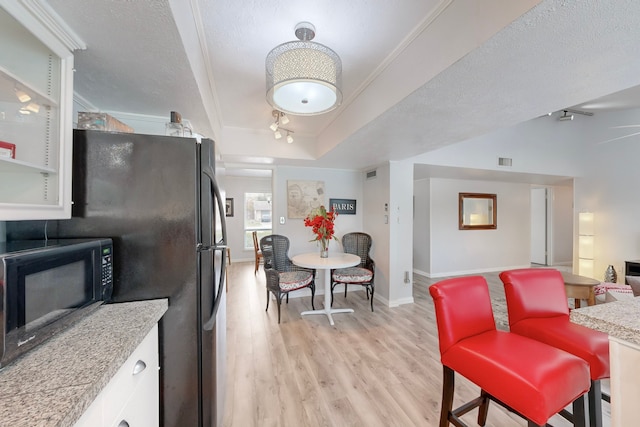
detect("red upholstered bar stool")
(500, 268), (610, 427)
(429, 276), (590, 427)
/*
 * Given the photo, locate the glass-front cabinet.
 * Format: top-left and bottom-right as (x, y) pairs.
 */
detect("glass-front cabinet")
(0, 1), (77, 220)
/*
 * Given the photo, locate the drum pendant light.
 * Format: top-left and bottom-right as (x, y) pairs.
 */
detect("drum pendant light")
(266, 22), (342, 116)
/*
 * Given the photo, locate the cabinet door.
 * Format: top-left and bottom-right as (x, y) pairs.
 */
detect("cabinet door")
(73, 325), (159, 427)
(0, 2), (76, 220)
(74, 399), (103, 427)
(109, 368), (160, 427)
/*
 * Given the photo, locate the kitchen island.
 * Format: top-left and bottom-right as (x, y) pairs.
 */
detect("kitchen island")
(571, 298), (640, 427)
(0, 299), (168, 427)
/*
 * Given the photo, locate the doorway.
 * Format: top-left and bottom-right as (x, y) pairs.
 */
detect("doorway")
(530, 187), (547, 265)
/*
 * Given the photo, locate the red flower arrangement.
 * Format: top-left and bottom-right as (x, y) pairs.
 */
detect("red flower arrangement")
(304, 205), (338, 253)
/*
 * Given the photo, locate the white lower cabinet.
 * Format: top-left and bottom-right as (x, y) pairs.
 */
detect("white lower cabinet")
(74, 324), (159, 427)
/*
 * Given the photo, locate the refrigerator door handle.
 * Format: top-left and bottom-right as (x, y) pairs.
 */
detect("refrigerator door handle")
(203, 245), (226, 331)
(202, 167), (227, 245)
(202, 166), (227, 331)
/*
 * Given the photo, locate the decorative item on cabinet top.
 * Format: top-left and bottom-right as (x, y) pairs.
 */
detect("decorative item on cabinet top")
(0, 141), (16, 158)
(605, 265), (617, 283)
(77, 112), (134, 133)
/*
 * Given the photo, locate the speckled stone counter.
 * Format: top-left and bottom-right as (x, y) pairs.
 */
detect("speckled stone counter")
(0, 299), (168, 427)
(570, 298), (640, 345)
(571, 298), (640, 427)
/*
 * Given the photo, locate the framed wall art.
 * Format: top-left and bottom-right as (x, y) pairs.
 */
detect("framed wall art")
(329, 198), (356, 215)
(459, 193), (496, 230)
(287, 180), (325, 218)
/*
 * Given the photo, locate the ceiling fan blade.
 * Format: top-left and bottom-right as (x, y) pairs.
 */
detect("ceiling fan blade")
(598, 130), (640, 145)
(611, 125), (640, 128)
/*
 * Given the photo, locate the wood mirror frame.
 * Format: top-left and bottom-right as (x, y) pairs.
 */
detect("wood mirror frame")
(459, 193), (497, 230)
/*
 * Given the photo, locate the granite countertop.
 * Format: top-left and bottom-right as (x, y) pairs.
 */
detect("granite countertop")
(0, 299), (168, 427)
(570, 298), (640, 346)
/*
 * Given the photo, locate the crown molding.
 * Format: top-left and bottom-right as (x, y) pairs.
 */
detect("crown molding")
(18, 0), (86, 51)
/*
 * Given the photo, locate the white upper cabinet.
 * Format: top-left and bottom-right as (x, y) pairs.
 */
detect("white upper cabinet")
(0, 1), (84, 220)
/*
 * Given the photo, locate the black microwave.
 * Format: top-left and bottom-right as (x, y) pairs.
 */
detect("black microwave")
(0, 238), (113, 368)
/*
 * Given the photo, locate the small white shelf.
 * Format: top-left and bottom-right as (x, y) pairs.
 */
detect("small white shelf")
(0, 155), (56, 174)
(0, 65), (58, 108)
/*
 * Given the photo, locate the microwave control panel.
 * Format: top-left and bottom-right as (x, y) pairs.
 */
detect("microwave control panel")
(101, 244), (114, 301)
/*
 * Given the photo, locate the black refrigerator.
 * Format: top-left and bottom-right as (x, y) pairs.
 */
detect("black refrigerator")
(8, 129), (227, 427)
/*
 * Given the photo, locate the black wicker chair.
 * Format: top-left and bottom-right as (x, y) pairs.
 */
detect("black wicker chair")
(331, 232), (375, 311)
(260, 234), (316, 323)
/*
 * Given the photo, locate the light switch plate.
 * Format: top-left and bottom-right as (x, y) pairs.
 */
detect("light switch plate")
(280, 216), (285, 224)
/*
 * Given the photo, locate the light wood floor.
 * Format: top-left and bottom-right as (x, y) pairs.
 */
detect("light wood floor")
(222, 262), (610, 427)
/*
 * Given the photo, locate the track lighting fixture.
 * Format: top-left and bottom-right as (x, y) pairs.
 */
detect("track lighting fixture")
(270, 109), (290, 131)
(269, 109), (294, 143)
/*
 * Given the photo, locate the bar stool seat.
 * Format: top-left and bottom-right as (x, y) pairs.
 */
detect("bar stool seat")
(444, 329), (590, 425)
(500, 268), (610, 427)
(430, 276), (590, 427)
(511, 316), (609, 380)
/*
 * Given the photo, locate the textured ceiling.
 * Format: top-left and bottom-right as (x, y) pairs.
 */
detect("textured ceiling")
(45, 0), (640, 173)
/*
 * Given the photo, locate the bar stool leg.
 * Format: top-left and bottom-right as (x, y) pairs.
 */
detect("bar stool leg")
(440, 367), (455, 427)
(588, 380), (603, 427)
(477, 390), (490, 426)
(573, 395), (588, 427)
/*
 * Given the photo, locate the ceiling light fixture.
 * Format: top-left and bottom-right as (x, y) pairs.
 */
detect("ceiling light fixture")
(559, 110), (574, 121)
(266, 22), (342, 116)
(24, 102), (40, 113)
(15, 88), (31, 103)
(557, 108), (594, 121)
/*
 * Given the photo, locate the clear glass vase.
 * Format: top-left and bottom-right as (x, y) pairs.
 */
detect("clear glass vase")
(320, 240), (329, 258)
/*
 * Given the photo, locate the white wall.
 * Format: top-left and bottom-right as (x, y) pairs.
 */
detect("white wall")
(272, 166), (363, 255)
(363, 164), (390, 302)
(388, 161), (415, 305)
(224, 175), (272, 262)
(573, 108), (640, 280)
(426, 178), (531, 276)
(413, 178), (430, 274)
(408, 106), (640, 282)
(551, 184), (573, 265)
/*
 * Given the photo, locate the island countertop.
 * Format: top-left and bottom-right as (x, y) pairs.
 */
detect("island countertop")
(0, 299), (168, 427)
(570, 298), (640, 346)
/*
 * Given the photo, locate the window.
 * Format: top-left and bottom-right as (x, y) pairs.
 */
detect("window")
(244, 192), (272, 249)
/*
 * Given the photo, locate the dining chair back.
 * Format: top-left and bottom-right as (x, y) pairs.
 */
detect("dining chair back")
(252, 231), (263, 275)
(259, 234), (316, 323)
(331, 232), (375, 311)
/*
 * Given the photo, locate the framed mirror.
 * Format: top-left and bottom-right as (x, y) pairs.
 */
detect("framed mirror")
(459, 193), (497, 230)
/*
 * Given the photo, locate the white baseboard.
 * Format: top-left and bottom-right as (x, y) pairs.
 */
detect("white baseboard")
(413, 264), (531, 279)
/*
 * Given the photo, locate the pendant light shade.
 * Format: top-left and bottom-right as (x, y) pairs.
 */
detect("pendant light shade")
(266, 22), (342, 116)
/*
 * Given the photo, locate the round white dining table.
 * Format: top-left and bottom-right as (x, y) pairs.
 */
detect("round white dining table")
(291, 252), (360, 325)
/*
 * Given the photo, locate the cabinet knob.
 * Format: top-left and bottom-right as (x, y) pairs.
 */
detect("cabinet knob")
(117, 421), (130, 427)
(132, 360), (147, 375)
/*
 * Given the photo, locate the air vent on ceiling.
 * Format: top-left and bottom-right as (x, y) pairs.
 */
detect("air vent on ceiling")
(498, 157), (513, 167)
(366, 169), (377, 179)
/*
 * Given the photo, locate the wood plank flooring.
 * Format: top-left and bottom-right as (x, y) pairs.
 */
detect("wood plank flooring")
(223, 263), (610, 427)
